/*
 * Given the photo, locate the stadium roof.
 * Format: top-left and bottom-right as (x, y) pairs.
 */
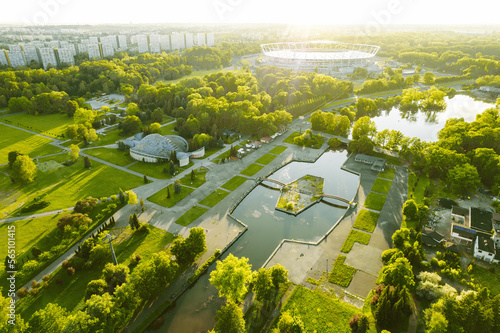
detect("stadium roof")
(130, 134), (188, 159)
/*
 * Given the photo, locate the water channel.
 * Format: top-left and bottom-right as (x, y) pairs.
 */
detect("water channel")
(158, 150), (359, 332)
(371, 94), (494, 142)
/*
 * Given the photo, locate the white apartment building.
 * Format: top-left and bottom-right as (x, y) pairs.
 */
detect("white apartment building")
(77, 43), (88, 54)
(136, 35), (149, 54)
(7, 51), (26, 67)
(101, 43), (114, 58)
(185, 33), (194, 48)
(0, 51), (9, 66)
(118, 35), (127, 49)
(46, 41), (59, 48)
(89, 37), (99, 43)
(195, 32), (206, 46)
(87, 43), (101, 59)
(149, 35), (161, 53)
(22, 45), (40, 64)
(206, 32), (215, 47)
(170, 34), (185, 50)
(56, 48), (75, 65)
(160, 35), (170, 51)
(9, 44), (22, 52)
(37, 48), (57, 68)
(100, 36), (118, 49)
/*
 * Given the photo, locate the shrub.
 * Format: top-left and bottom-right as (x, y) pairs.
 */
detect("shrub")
(137, 223), (149, 233)
(62, 260), (69, 269)
(31, 280), (40, 289)
(29, 288), (39, 296)
(55, 277), (63, 285)
(66, 267), (75, 276)
(20, 200), (50, 213)
(42, 274), (51, 282)
(17, 287), (29, 298)
(110, 195), (117, 201)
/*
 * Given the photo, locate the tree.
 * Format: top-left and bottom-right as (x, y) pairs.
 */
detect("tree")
(28, 303), (69, 333)
(86, 129), (98, 143)
(150, 122), (161, 134)
(126, 102), (140, 115)
(348, 136), (374, 155)
(74, 108), (96, 128)
(12, 154), (37, 184)
(143, 175), (148, 184)
(68, 144), (80, 162)
(84, 156), (92, 168)
(126, 190), (138, 206)
(328, 137), (342, 148)
(377, 257), (415, 289)
(191, 169), (196, 181)
(423, 72), (436, 85)
(252, 268), (274, 309)
(85, 279), (108, 300)
(349, 313), (370, 333)
(118, 188), (126, 204)
(213, 301), (246, 333)
(402, 199), (419, 221)
(166, 187), (171, 199)
(210, 254), (252, 303)
(121, 115), (142, 135)
(424, 308), (448, 333)
(140, 198), (145, 212)
(352, 116), (377, 140)
(130, 213), (140, 230)
(151, 109), (163, 123)
(101, 263), (130, 293)
(174, 179), (181, 194)
(8, 150), (22, 169)
(277, 309), (304, 333)
(270, 264), (289, 289)
(8, 96), (32, 113)
(74, 196), (98, 213)
(171, 228), (206, 264)
(169, 160), (176, 175)
(447, 163), (481, 195)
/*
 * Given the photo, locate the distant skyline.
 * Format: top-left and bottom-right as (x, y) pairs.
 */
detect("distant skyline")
(2, 0), (499, 27)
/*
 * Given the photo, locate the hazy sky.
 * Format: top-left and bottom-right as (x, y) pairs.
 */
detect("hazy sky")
(2, 0), (499, 26)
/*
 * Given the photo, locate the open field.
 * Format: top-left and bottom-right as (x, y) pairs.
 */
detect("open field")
(0, 158), (143, 217)
(353, 210), (380, 233)
(179, 169), (207, 188)
(371, 178), (392, 194)
(84, 148), (136, 167)
(199, 189), (230, 207)
(378, 168), (395, 180)
(128, 161), (194, 180)
(240, 163), (264, 176)
(221, 175), (247, 191)
(0, 124), (62, 163)
(272, 286), (375, 333)
(363, 192), (387, 211)
(148, 184), (195, 208)
(269, 145), (288, 155)
(0, 113), (72, 138)
(175, 205), (208, 226)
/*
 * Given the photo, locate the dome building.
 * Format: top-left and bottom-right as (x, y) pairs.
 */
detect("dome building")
(130, 134), (203, 166)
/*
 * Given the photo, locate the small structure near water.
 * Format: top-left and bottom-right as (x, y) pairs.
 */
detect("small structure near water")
(276, 175), (325, 215)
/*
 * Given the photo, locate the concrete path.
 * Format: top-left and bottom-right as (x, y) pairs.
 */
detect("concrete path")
(0, 207), (74, 224)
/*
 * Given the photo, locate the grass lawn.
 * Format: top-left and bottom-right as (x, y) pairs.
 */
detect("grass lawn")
(175, 205), (208, 226)
(179, 169), (207, 188)
(341, 230), (372, 253)
(0, 124), (62, 163)
(371, 178), (393, 194)
(273, 285), (375, 333)
(16, 224), (175, 321)
(283, 131), (324, 149)
(363, 192), (387, 211)
(148, 184), (195, 208)
(269, 145), (288, 155)
(0, 113), (72, 138)
(159, 122), (177, 136)
(128, 161), (194, 180)
(353, 210), (380, 233)
(329, 255), (357, 287)
(378, 168), (395, 180)
(240, 163), (264, 177)
(255, 153), (277, 165)
(199, 189), (230, 207)
(471, 266), (500, 296)
(84, 148), (136, 167)
(221, 176), (247, 191)
(0, 158), (143, 217)
(371, 151), (402, 166)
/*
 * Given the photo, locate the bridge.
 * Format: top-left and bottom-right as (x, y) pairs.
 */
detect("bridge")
(258, 177), (353, 206)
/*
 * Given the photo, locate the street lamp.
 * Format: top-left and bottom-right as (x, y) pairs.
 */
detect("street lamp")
(299, 116), (304, 134)
(102, 233), (118, 265)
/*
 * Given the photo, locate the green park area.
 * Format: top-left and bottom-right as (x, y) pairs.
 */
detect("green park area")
(353, 210), (380, 233)
(0, 124), (62, 163)
(378, 168), (395, 180)
(283, 130), (325, 149)
(179, 169), (207, 188)
(363, 192), (387, 211)
(0, 157), (143, 217)
(371, 178), (392, 194)
(221, 175), (247, 191)
(16, 224), (175, 321)
(471, 265), (500, 296)
(269, 145), (288, 155)
(163, 68), (244, 84)
(175, 205), (208, 226)
(84, 148), (136, 167)
(329, 255), (357, 287)
(255, 153), (277, 165)
(158, 122), (177, 136)
(128, 160), (194, 180)
(240, 163), (264, 177)
(341, 230), (372, 253)
(0, 113), (72, 138)
(148, 184), (195, 208)
(199, 189), (230, 207)
(273, 286), (374, 333)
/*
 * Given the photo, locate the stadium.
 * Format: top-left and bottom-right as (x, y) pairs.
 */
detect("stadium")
(260, 41), (380, 74)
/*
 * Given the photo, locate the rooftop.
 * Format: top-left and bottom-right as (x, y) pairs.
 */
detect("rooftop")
(476, 234), (495, 253)
(470, 207), (493, 233)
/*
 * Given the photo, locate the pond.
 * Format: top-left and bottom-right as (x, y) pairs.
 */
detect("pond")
(157, 150), (359, 332)
(371, 94), (495, 142)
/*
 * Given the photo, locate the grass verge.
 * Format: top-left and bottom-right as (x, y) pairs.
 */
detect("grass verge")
(240, 163), (264, 177)
(378, 168), (395, 180)
(84, 148), (136, 167)
(329, 255), (356, 287)
(147, 185), (195, 208)
(175, 206), (208, 226)
(363, 192), (387, 211)
(269, 145), (288, 155)
(255, 153), (277, 165)
(221, 176), (247, 191)
(341, 230), (372, 253)
(199, 189), (230, 207)
(353, 210), (380, 233)
(371, 178), (392, 194)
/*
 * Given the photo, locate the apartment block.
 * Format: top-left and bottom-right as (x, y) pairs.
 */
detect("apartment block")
(87, 43), (101, 59)
(101, 43), (115, 58)
(170, 34), (185, 50)
(37, 47), (57, 68)
(136, 35), (149, 54)
(160, 35), (170, 51)
(55, 48), (75, 65)
(149, 35), (161, 53)
(118, 35), (127, 49)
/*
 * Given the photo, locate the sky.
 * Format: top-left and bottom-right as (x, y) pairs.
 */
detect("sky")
(2, 0), (499, 26)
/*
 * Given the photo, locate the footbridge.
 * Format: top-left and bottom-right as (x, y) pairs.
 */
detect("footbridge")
(260, 177), (287, 187)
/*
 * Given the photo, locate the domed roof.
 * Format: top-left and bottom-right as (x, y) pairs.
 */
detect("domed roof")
(130, 134), (189, 158)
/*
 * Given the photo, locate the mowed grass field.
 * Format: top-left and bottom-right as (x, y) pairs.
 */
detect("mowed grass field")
(0, 158), (143, 217)
(0, 124), (62, 163)
(0, 113), (72, 138)
(84, 148), (136, 167)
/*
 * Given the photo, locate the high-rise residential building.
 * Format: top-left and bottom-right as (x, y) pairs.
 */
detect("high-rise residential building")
(170, 34), (185, 50)
(149, 35), (161, 53)
(46, 41), (59, 48)
(206, 33), (215, 47)
(118, 35), (127, 49)
(185, 33), (194, 49)
(9, 44), (22, 52)
(160, 35), (170, 51)
(6, 51), (26, 67)
(0, 51), (9, 66)
(87, 43), (101, 59)
(60, 42), (77, 56)
(100, 43), (114, 58)
(136, 35), (149, 54)
(55, 48), (75, 65)
(37, 48), (57, 68)
(100, 36), (118, 49)
(22, 45), (40, 64)
(76, 43), (88, 54)
(195, 32), (206, 46)
(89, 37), (99, 43)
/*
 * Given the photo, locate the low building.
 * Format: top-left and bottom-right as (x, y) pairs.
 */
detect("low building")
(473, 234), (498, 263)
(451, 206), (468, 224)
(422, 228), (445, 247)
